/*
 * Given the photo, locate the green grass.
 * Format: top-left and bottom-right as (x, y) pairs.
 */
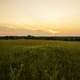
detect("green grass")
(0, 39), (80, 80)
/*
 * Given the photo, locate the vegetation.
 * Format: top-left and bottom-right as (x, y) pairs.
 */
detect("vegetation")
(0, 39), (80, 80)
(0, 36), (80, 41)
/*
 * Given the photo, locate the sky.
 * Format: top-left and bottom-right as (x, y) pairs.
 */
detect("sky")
(0, 0), (80, 36)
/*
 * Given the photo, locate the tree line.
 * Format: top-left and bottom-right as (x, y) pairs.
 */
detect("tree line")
(0, 35), (80, 41)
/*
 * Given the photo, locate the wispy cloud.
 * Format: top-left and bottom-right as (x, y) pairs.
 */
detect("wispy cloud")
(0, 25), (59, 36)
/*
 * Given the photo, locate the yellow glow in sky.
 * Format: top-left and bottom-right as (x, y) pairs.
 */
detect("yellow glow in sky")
(0, 0), (80, 36)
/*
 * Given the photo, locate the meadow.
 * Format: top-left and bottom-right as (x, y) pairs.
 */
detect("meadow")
(0, 39), (80, 80)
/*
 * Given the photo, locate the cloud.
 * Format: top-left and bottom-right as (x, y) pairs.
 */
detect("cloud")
(0, 25), (59, 36)
(47, 29), (59, 34)
(28, 29), (59, 36)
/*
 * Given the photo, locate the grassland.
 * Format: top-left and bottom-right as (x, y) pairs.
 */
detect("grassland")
(0, 39), (80, 80)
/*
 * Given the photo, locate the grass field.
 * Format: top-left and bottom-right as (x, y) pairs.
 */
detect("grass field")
(0, 39), (80, 80)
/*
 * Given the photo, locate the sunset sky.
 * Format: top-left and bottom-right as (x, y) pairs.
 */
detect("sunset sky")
(0, 0), (80, 36)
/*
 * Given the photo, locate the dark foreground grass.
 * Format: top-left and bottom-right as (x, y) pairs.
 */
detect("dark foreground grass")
(0, 40), (80, 80)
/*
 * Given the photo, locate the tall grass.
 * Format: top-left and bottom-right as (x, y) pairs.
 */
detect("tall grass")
(0, 40), (80, 80)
